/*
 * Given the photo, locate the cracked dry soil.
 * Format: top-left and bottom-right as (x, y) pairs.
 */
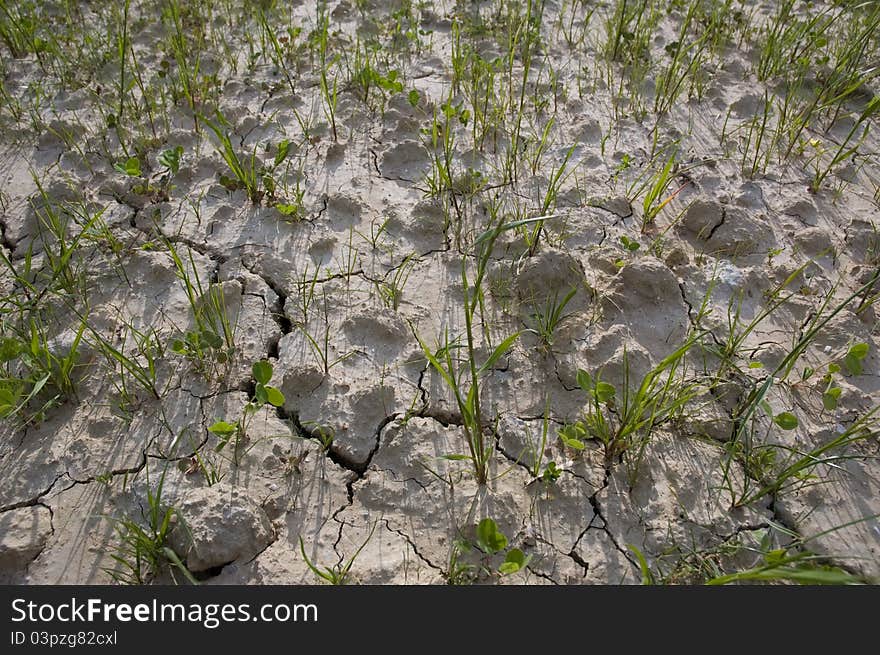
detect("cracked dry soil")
(1, 0), (880, 585)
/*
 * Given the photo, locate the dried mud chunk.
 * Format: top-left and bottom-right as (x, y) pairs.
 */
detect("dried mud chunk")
(0, 506), (53, 579)
(589, 196), (632, 218)
(845, 219), (880, 263)
(773, 456), (880, 580)
(325, 193), (363, 231)
(609, 257), (681, 308)
(515, 248), (588, 306)
(680, 199), (724, 238)
(557, 324), (651, 391)
(709, 208), (774, 256)
(664, 246), (689, 269)
(783, 199), (818, 226)
(587, 246), (624, 276)
(571, 529), (638, 584)
(278, 361), (326, 410)
(598, 433), (768, 558)
(379, 141), (429, 181)
(681, 390), (733, 442)
(729, 93), (762, 118)
(528, 473), (596, 553)
(170, 485), (274, 572)
(572, 119), (602, 144)
(793, 227), (834, 257)
(341, 307), (409, 354)
(388, 199), (447, 250)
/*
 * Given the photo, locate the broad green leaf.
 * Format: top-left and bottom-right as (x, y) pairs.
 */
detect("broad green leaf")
(562, 437), (585, 449)
(115, 156), (141, 177)
(594, 381), (616, 403)
(558, 425), (585, 450)
(0, 337), (22, 361)
(158, 146), (183, 174)
(773, 412), (798, 430)
(843, 343), (868, 376)
(276, 204), (301, 217)
(408, 89), (420, 107)
(219, 174), (240, 191)
(620, 235), (640, 251)
(844, 354), (863, 376)
(252, 360), (273, 385)
(254, 383), (268, 405)
(201, 330), (223, 349)
(476, 518), (507, 554)
(274, 139), (291, 167)
(0, 387), (16, 405)
(822, 386), (842, 411)
(764, 548), (788, 566)
(498, 561), (520, 575)
(576, 369), (592, 392)
(265, 385), (285, 407)
(208, 420), (237, 436)
(499, 548), (529, 575)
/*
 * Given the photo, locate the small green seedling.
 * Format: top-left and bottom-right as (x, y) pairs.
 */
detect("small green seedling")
(115, 156), (142, 177)
(474, 518), (531, 577)
(529, 287), (577, 347)
(302, 420), (335, 452)
(299, 523), (376, 585)
(843, 342), (869, 376)
(806, 342), (869, 410)
(476, 517), (507, 554)
(563, 336), (702, 480)
(620, 235), (641, 252)
(541, 461), (562, 484)
(771, 411), (799, 431)
(821, 365), (843, 411)
(158, 145), (183, 175)
(208, 360), (285, 453)
(171, 327), (231, 366)
(558, 423), (587, 451)
(202, 115), (291, 205)
(105, 466), (197, 585)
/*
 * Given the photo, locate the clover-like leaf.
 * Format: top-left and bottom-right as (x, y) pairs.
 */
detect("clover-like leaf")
(265, 385), (285, 407)
(843, 342), (868, 377)
(773, 412), (798, 430)
(208, 420), (237, 436)
(499, 548), (530, 575)
(594, 381), (616, 403)
(476, 518), (507, 555)
(576, 369), (592, 392)
(252, 360), (273, 385)
(115, 156), (141, 177)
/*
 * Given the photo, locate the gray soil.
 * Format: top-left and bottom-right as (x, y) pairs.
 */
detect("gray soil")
(1, 0), (879, 584)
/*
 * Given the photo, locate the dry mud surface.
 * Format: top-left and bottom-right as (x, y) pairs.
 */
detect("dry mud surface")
(1, 0), (879, 584)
